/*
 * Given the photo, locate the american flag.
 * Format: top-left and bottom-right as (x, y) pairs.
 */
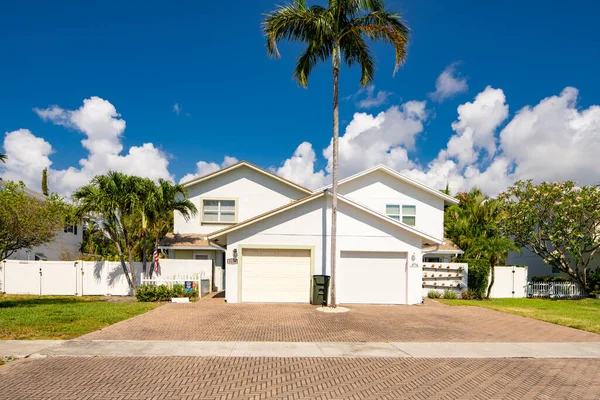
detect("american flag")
(153, 248), (160, 272)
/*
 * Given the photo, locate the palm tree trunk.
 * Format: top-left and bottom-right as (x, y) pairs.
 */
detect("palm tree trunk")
(329, 46), (340, 308)
(149, 235), (159, 279)
(486, 257), (496, 299)
(142, 231), (147, 278)
(121, 226), (137, 288)
(114, 240), (134, 289)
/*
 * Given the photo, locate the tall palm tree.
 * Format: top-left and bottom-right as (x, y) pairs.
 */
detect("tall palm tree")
(145, 179), (197, 278)
(263, 0), (409, 306)
(73, 171), (141, 288)
(0, 153), (6, 163)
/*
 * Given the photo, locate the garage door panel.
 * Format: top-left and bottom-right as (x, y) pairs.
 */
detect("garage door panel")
(241, 249), (311, 303)
(338, 251), (406, 305)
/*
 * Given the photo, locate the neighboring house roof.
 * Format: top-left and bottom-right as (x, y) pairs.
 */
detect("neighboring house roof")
(315, 165), (459, 205)
(181, 161), (313, 194)
(159, 233), (226, 252)
(0, 180), (46, 202)
(422, 238), (464, 255)
(208, 190), (443, 244)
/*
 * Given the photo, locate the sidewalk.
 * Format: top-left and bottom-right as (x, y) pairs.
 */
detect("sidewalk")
(3, 340), (600, 359)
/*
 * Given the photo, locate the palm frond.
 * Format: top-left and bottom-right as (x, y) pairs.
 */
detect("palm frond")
(340, 30), (374, 85)
(0, 153), (7, 163)
(293, 41), (333, 87)
(342, 0), (384, 15)
(342, 10), (409, 74)
(263, 4), (333, 59)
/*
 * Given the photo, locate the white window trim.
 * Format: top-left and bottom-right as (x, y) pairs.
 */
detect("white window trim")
(401, 205), (416, 226)
(385, 204), (401, 221)
(200, 198), (238, 225)
(386, 204), (416, 226)
(193, 253), (210, 260)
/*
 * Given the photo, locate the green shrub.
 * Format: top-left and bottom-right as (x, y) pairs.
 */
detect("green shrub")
(457, 259), (489, 299)
(171, 284), (185, 298)
(531, 276), (570, 283)
(427, 290), (442, 299)
(135, 284), (158, 302)
(460, 289), (482, 300)
(135, 284), (200, 302)
(442, 289), (458, 299)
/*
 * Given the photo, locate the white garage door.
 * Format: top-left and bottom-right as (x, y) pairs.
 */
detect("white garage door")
(241, 248), (311, 303)
(338, 251), (406, 304)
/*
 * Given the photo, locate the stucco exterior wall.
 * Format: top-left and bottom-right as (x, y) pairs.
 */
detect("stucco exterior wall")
(506, 248), (599, 280)
(224, 196), (423, 304)
(9, 229), (82, 261)
(174, 166), (307, 235)
(338, 170), (446, 240)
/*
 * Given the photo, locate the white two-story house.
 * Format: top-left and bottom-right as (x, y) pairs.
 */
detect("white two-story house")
(161, 161), (459, 304)
(0, 182), (82, 261)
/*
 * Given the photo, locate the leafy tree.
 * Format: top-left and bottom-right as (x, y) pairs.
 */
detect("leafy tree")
(263, 0), (410, 306)
(498, 180), (600, 291)
(79, 217), (118, 259)
(41, 168), (49, 196)
(446, 188), (518, 298)
(445, 188), (495, 257)
(0, 181), (68, 260)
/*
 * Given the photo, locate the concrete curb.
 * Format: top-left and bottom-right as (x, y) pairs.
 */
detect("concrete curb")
(31, 340), (600, 359)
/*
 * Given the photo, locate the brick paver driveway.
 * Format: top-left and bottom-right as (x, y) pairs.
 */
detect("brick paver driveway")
(83, 296), (600, 342)
(1, 356), (599, 400)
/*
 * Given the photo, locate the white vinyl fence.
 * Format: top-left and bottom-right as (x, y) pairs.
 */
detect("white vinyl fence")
(487, 266), (528, 298)
(0, 259), (212, 296)
(527, 282), (586, 299)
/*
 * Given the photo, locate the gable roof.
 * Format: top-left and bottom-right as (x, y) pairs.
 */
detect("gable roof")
(159, 233), (226, 252)
(208, 190), (442, 244)
(181, 161), (312, 194)
(315, 165), (459, 205)
(422, 238), (464, 254)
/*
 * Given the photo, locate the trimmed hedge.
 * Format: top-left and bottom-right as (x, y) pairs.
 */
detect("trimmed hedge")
(135, 284), (199, 302)
(530, 276), (570, 283)
(457, 259), (489, 299)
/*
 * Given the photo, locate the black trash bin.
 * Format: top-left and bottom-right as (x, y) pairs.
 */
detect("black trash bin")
(312, 275), (331, 305)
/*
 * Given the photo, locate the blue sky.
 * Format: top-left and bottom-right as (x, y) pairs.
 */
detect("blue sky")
(1, 0), (599, 195)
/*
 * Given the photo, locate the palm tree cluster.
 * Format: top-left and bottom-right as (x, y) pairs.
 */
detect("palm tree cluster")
(263, 0), (409, 306)
(73, 171), (197, 289)
(445, 188), (518, 298)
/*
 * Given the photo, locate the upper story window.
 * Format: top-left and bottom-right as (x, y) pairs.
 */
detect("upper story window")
(202, 199), (236, 224)
(64, 224), (78, 235)
(386, 204), (416, 226)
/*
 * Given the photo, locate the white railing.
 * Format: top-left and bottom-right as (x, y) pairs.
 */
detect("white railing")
(527, 282), (586, 299)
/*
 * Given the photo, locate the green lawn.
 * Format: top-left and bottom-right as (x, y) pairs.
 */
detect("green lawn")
(438, 298), (600, 334)
(0, 295), (160, 340)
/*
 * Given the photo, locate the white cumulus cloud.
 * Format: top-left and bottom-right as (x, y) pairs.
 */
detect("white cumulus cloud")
(354, 85), (392, 109)
(2, 97), (172, 196)
(273, 85), (600, 197)
(429, 63), (468, 102)
(179, 156), (239, 184)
